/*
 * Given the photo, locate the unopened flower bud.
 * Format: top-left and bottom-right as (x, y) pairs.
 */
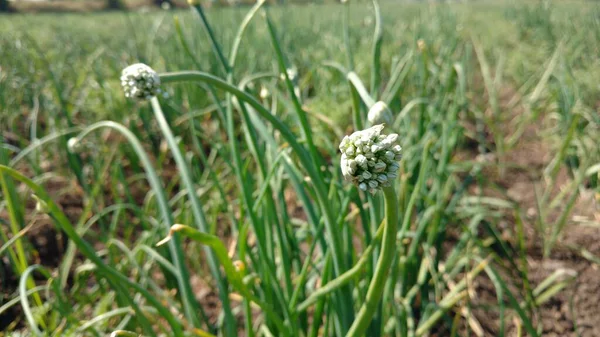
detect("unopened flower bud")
(67, 137), (81, 153)
(259, 86), (270, 99)
(374, 160), (386, 172)
(355, 154), (367, 167)
(367, 101), (393, 125)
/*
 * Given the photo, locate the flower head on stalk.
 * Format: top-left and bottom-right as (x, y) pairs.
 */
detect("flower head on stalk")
(367, 101), (393, 125)
(67, 137), (81, 153)
(120, 63), (163, 101)
(339, 124), (402, 194)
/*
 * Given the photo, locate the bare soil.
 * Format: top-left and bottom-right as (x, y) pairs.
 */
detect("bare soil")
(461, 87), (600, 336)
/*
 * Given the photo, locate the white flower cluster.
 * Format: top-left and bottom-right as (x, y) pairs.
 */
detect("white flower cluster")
(339, 124), (402, 194)
(120, 63), (163, 100)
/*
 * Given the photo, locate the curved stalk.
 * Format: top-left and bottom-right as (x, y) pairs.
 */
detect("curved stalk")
(0, 165), (185, 336)
(159, 71), (346, 288)
(157, 224), (288, 335)
(66, 121), (198, 332)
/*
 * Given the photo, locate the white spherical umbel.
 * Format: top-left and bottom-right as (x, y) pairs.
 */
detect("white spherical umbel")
(120, 63), (163, 101)
(339, 124), (402, 194)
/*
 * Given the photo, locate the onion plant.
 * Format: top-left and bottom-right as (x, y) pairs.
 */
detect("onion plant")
(1, 2), (598, 337)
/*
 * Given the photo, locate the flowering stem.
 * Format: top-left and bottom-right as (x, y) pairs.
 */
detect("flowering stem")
(150, 98), (236, 335)
(370, 0), (383, 97)
(160, 71), (346, 280)
(346, 185), (398, 337)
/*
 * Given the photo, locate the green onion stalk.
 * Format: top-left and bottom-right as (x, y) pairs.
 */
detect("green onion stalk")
(338, 124), (401, 337)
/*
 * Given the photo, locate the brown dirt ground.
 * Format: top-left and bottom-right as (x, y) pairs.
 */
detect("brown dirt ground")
(460, 87), (600, 337)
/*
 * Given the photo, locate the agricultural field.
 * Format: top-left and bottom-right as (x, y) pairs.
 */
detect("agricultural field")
(1, 1), (600, 336)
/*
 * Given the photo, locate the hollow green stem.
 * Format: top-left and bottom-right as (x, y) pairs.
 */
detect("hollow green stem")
(70, 121), (200, 332)
(346, 185), (398, 337)
(342, 1), (354, 71)
(370, 0), (383, 97)
(159, 71), (346, 289)
(190, 4), (231, 75)
(150, 98), (235, 334)
(296, 220), (385, 313)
